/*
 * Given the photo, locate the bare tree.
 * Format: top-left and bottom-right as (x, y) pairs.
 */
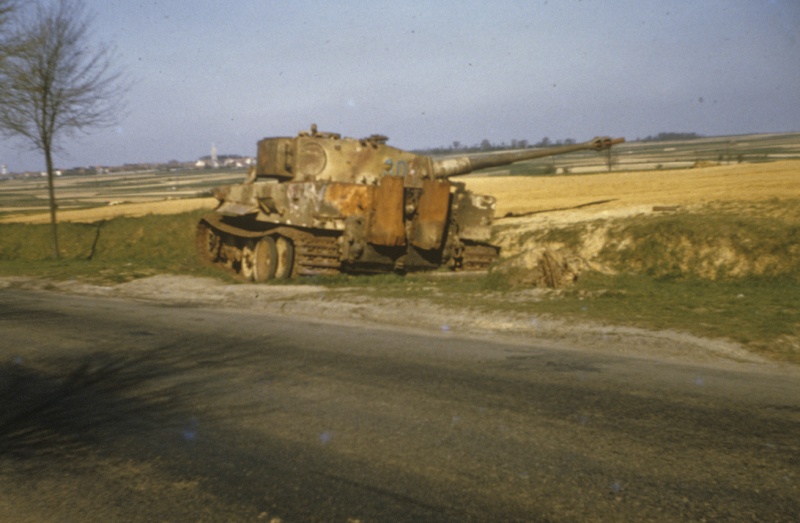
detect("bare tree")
(0, 0), (15, 28)
(0, 0), (15, 27)
(0, 1), (18, 68)
(0, 0), (128, 259)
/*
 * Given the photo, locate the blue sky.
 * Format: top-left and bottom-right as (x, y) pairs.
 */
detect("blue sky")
(1, 0), (799, 172)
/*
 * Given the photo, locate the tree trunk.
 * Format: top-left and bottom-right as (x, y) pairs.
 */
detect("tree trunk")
(45, 147), (60, 259)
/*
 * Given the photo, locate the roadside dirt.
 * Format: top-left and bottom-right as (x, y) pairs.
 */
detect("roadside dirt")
(0, 274), (775, 370)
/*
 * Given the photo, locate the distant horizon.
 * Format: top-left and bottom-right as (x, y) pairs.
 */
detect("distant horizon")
(3, 129), (799, 177)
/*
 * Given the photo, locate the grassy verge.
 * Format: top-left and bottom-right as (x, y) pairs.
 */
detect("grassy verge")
(1, 208), (798, 362)
(554, 273), (798, 361)
(304, 271), (799, 362)
(0, 210), (230, 284)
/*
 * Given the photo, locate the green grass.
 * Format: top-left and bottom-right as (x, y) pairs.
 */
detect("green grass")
(0, 210), (228, 283)
(556, 273), (799, 355)
(321, 270), (799, 362)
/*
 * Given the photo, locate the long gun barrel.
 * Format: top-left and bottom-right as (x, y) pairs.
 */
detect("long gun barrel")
(431, 136), (624, 178)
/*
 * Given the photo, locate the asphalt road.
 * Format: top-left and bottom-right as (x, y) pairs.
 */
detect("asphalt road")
(0, 289), (798, 522)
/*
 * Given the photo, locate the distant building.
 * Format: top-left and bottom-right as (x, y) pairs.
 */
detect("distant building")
(211, 143), (219, 168)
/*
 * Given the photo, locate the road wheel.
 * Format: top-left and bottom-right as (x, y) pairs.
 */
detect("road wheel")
(274, 236), (295, 279)
(240, 242), (257, 281)
(253, 236), (278, 282)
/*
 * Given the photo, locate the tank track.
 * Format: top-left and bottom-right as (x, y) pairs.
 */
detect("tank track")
(294, 236), (341, 276)
(195, 219), (244, 276)
(197, 217), (344, 278)
(196, 220), (222, 265)
(198, 216), (496, 278)
(460, 243), (499, 272)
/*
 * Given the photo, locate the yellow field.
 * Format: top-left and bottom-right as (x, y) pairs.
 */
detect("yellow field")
(461, 160), (800, 218)
(0, 197), (218, 224)
(2, 160), (797, 225)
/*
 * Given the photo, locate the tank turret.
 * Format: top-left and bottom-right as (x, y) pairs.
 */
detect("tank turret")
(197, 125), (623, 281)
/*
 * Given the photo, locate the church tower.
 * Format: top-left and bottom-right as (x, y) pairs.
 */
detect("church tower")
(211, 143), (219, 168)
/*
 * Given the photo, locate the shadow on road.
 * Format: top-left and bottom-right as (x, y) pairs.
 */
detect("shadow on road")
(0, 345), (198, 459)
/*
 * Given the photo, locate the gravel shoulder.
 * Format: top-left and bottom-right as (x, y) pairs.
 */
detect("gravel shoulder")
(3, 274), (792, 375)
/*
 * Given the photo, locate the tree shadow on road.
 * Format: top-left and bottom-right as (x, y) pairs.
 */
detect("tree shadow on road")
(0, 345), (201, 460)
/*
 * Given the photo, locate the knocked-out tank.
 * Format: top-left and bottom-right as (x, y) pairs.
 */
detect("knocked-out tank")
(196, 125), (623, 281)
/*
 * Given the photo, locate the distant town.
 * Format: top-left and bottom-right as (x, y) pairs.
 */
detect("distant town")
(0, 150), (255, 181)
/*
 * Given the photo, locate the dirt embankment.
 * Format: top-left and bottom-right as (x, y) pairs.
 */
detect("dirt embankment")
(463, 161), (800, 284)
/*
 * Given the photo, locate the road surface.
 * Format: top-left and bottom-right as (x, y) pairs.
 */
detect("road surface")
(0, 289), (798, 521)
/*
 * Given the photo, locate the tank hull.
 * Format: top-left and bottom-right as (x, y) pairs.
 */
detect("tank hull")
(197, 178), (498, 280)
